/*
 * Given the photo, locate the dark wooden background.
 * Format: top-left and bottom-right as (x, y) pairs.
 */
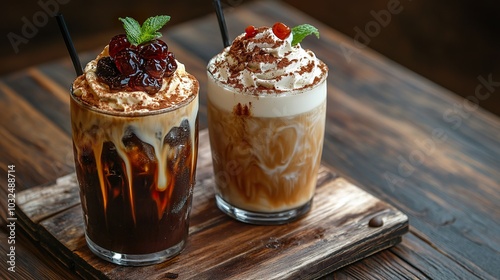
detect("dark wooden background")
(2, 0), (500, 116)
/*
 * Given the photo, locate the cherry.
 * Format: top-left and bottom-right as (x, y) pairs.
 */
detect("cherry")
(96, 57), (129, 90)
(165, 52), (177, 77)
(272, 22), (291, 40)
(109, 34), (131, 58)
(96, 57), (120, 78)
(245, 25), (257, 38)
(128, 72), (162, 94)
(114, 49), (142, 76)
(102, 34), (178, 94)
(139, 39), (168, 59)
(144, 58), (167, 79)
(109, 76), (130, 90)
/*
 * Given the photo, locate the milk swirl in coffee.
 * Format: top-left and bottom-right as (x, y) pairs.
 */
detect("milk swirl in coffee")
(207, 23), (327, 222)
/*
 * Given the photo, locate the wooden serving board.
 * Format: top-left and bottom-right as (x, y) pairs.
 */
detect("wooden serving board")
(16, 129), (408, 280)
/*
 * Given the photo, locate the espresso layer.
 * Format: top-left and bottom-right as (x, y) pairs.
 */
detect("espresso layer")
(71, 94), (198, 254)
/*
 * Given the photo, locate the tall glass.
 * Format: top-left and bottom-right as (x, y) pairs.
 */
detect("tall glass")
(207, 69), (327, 225)
(70, 89), (198, 266)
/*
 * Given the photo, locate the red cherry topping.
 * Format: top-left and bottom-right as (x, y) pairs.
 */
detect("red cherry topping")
(245, 25), (257, 38)
(95, 57), (129, 90)
(139, 39), (169, 59)
(114, 49), (142, 76)
(272, 22), (291, 40)
(109, 34), (131, 58)
(144, 58), (167, 79)
(128, 72), (161, 95)
(101, 34), (177, 94)
(165, 52), (177, 77)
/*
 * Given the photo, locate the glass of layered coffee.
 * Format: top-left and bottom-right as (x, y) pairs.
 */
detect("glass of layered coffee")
(71, 16), (199, 265)
(207, 23), (328, 224)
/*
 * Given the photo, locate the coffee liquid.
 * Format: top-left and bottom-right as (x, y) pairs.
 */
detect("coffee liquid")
(71, 96), (198, 255)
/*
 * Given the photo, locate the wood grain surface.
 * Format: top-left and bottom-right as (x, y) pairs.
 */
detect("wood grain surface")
(0, 1), (499, 279)
(15, 130), (408, 279)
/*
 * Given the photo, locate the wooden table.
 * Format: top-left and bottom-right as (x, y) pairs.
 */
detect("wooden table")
(1, 1), (499, 279)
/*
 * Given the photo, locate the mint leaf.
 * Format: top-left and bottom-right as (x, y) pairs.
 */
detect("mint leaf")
(140, 15), (170, 42)
(119, 17), (142, 45)
(291, 24), (320, 46)
(119, 15), (171, 46)
(142, 15), (170, 34)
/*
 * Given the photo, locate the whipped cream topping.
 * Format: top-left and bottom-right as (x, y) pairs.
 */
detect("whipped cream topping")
(208, 26), (327, 95)
(72, 47), (198, 115)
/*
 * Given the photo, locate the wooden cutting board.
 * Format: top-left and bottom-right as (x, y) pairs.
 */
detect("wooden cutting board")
(16, 129), (408, 280)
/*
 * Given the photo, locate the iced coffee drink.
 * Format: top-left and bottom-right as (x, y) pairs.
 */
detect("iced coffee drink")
(207, 23), (327, 224)
(71, 16), (199, 265)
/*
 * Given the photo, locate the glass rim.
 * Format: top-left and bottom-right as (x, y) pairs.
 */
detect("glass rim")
(70, 86), (198, 117)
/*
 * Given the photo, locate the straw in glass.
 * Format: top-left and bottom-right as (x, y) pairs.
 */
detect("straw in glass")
(212, 0), (230, 48)
(55, 13), (83, 76)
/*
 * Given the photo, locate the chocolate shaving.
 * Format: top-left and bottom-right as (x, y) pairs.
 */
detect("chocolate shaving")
(233, 102), (252, 116)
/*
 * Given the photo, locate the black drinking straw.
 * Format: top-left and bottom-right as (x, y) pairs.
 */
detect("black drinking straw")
(212, 0), (230, 48)
(55, 13), (83, 76)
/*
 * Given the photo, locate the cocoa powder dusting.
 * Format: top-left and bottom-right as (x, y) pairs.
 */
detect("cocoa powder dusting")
(299, 61), (315, 75)
(277, 57), (293, 69)
(208, 26), (328, 96)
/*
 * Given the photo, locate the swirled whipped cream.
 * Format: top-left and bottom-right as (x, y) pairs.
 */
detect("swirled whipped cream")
(72, 47), (198, 115)
(208, 26), (327, 95)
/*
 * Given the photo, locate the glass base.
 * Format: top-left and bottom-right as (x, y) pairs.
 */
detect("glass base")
(85, 234), (184, 266)
(215, 195), (312, 225)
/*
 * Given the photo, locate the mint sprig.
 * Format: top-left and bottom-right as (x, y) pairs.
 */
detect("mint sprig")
(119, 15), (171, 46)
(291, 24), (320, 46)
